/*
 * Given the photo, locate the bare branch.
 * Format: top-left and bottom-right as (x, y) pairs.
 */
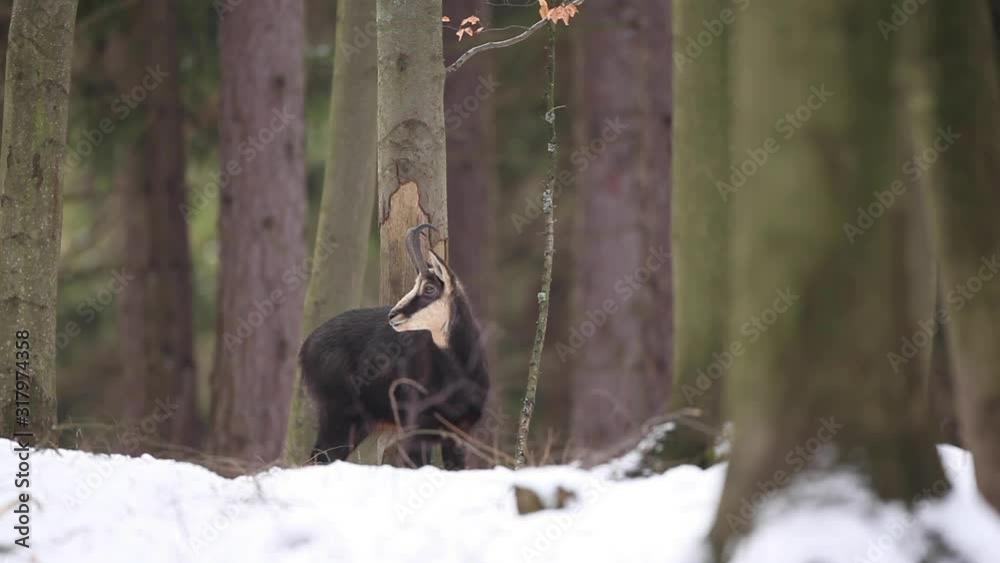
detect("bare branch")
(446, 0), (584, 74)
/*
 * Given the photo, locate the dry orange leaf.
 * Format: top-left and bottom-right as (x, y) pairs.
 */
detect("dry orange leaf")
(548, 4), (578, 25)
(461, 15), (480, 26)
(456, 27), (473, 41)
(442, 15), (451, 22)
(539, 1), (578, 26)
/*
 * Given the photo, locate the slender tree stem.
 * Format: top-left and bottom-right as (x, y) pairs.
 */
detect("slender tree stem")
(514, 22), (556, 469)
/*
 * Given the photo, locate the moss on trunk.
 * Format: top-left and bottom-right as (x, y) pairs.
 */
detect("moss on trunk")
(709, 0), (947, 556)
(914, 0), (1000, 511)
(285, 0), (379, 464)
(0, 0), (79, 443)
(639, 0), (731, 471)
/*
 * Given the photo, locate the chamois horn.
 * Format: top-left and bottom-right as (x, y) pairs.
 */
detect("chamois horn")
(405, 223), (439, 277)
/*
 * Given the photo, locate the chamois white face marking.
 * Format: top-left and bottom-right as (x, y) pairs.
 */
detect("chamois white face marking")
(389, 251), (454, 349)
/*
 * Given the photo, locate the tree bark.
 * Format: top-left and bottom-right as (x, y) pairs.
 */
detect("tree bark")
(915, 0), (1000, 511)
(710, 0), (947, 554)
(377, 0), (448, 304)
(648, 0), (731, 470)
(115, 0), (198, 451)
(569, 0), (672, 450)
(285, 0), (378, 464)
(210, 0), (307, 470)
(0, 0), (78, 443)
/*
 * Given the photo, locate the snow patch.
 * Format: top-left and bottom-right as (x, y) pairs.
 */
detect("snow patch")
(0, 440), (997, 563)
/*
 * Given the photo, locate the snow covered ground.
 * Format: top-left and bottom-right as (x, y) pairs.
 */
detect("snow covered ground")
(1, 440), (998, 563)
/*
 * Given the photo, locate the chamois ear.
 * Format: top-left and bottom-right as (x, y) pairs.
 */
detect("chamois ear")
(427, 249), (453, 284)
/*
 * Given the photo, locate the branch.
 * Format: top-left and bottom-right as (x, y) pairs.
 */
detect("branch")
(446, 0), (584, 74)
(515, 21), (558, 470)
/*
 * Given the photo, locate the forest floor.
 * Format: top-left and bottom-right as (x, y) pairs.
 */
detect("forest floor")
(0, 440), (997, 562)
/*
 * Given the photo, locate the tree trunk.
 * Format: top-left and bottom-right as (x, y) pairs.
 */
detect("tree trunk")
(377, 0), (448, 304)
(443, 0), (496, 466)
(648, 0), (732, 470)
(285, 0), (378, 464)
(569, 0), (672, 450)
(0, 0), (78, 443)
(915, 0), (1000, 511)
(116, 0), (198, 451)
(710, 0), (947, 554)
(211, 0), (307, 470)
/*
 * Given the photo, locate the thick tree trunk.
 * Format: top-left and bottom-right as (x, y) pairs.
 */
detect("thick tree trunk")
(915, 0), (1000, 511)
(116, 0), (198, 450)
(569, 0), (672, 450)
(376, 0), (448, 303)
(0, 0), (78, 443)
(285, 0), (378, 464)
(710, 0), (947, 555)
(211, 0), (307, 470)
(647, 0), (732, 470)
(443, 0), (496, 466)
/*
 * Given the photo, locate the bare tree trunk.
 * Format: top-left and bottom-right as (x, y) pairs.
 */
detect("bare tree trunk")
(0, 0), (78, 443)
(286, 0), (378, 464)
(710, 0), (947, 555)
(443, 0), (496, 466)
(915, 0), (1000, 511)
(211, 0), (307, 470)
(377, 0), (448, 303)
(636, 0), (730, 472)
(569, 0), (672, 450)
(115, 0), (198, 450)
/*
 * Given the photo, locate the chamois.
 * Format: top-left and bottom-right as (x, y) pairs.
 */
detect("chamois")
(299, 224), (489, 469)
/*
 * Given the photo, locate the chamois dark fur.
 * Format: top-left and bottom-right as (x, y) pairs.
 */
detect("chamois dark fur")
(299, 225), (488, 468)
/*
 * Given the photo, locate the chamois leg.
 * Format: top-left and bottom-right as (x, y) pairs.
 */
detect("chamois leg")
(402, 436), (443, 468)
(440, 438), (466, 470)
(312, 407), (367, 464)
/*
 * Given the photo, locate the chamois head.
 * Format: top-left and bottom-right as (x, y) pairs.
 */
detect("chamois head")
(388, 224), (459, 348)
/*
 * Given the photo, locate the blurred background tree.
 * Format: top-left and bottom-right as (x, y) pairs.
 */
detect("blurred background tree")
(0, 0), (674, 463)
